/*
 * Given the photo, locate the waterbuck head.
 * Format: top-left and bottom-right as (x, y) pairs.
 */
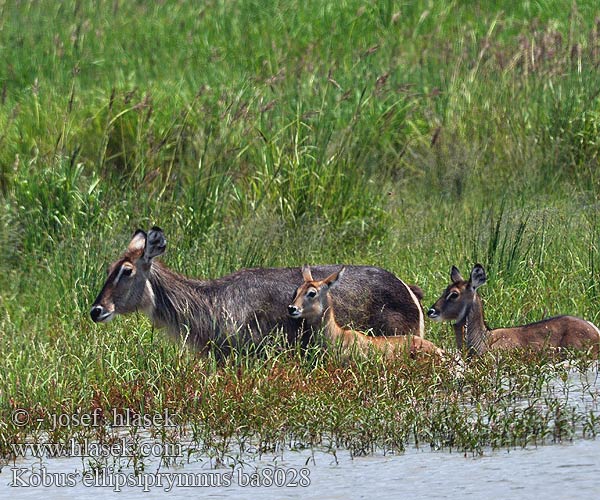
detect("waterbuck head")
(427, 264), (487, 323)
(288, 265), (346, 321)
(90, 226), (166, 323)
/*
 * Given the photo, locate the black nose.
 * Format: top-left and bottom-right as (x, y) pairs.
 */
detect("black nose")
(427, 308), (438, 318)
(90, 305), (103, 322)
(288, 305), (298, 315)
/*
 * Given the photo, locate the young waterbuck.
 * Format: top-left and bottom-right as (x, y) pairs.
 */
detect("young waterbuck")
(289, 265), (443, 358)
(427, 264), (600, 356)
(90, 227), (425, 353)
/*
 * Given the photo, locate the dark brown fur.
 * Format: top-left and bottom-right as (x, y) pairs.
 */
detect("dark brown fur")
(90, 227), (425, 353)
(289, 266), (442, 359)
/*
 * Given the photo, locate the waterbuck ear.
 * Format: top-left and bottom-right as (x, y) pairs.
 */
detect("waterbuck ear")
(143, 226), (167, 261)
(469, 264), (487, 289)
(127, 229), (147, 254)
(450, 265), (464, 283)
(324, 267), (345, 289)
(301, 264), (313, 282)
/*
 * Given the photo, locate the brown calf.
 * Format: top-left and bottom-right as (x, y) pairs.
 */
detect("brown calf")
(289, 265), (443, 359)
(427, 264), (600, 356)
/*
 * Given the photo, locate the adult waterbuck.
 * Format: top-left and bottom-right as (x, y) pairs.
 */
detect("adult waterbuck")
(427, 264), (600, 356)
(90, 227), (425, 353)
(289, 265), (442, 358)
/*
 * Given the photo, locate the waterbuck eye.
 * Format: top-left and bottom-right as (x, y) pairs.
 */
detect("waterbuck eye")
(122, 267), (133, 277)
(307, 290), (317, 298)
(448, 291), (459, 300)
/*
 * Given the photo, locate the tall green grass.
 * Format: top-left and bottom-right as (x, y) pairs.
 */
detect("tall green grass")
(2, 0), (600, 461)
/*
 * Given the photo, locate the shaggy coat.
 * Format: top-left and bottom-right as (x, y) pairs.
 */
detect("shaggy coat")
(91, 227), (424, 353)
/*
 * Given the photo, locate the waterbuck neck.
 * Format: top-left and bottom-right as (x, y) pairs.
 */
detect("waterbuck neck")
(453, 294), (489, 356)
(147, 262), (210, 336)
(304, 292), (346, 342)
(322, 299), (344, 340)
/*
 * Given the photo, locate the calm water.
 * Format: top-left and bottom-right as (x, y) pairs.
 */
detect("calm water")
(2, 441), (599, 499)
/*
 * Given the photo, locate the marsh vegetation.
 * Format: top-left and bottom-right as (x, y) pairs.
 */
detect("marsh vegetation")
(2, 0), (600, 468)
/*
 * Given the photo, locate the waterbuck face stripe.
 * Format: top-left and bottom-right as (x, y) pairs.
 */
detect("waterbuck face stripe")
(113, 263), (134, 286)
(113, 266), (125, 285)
